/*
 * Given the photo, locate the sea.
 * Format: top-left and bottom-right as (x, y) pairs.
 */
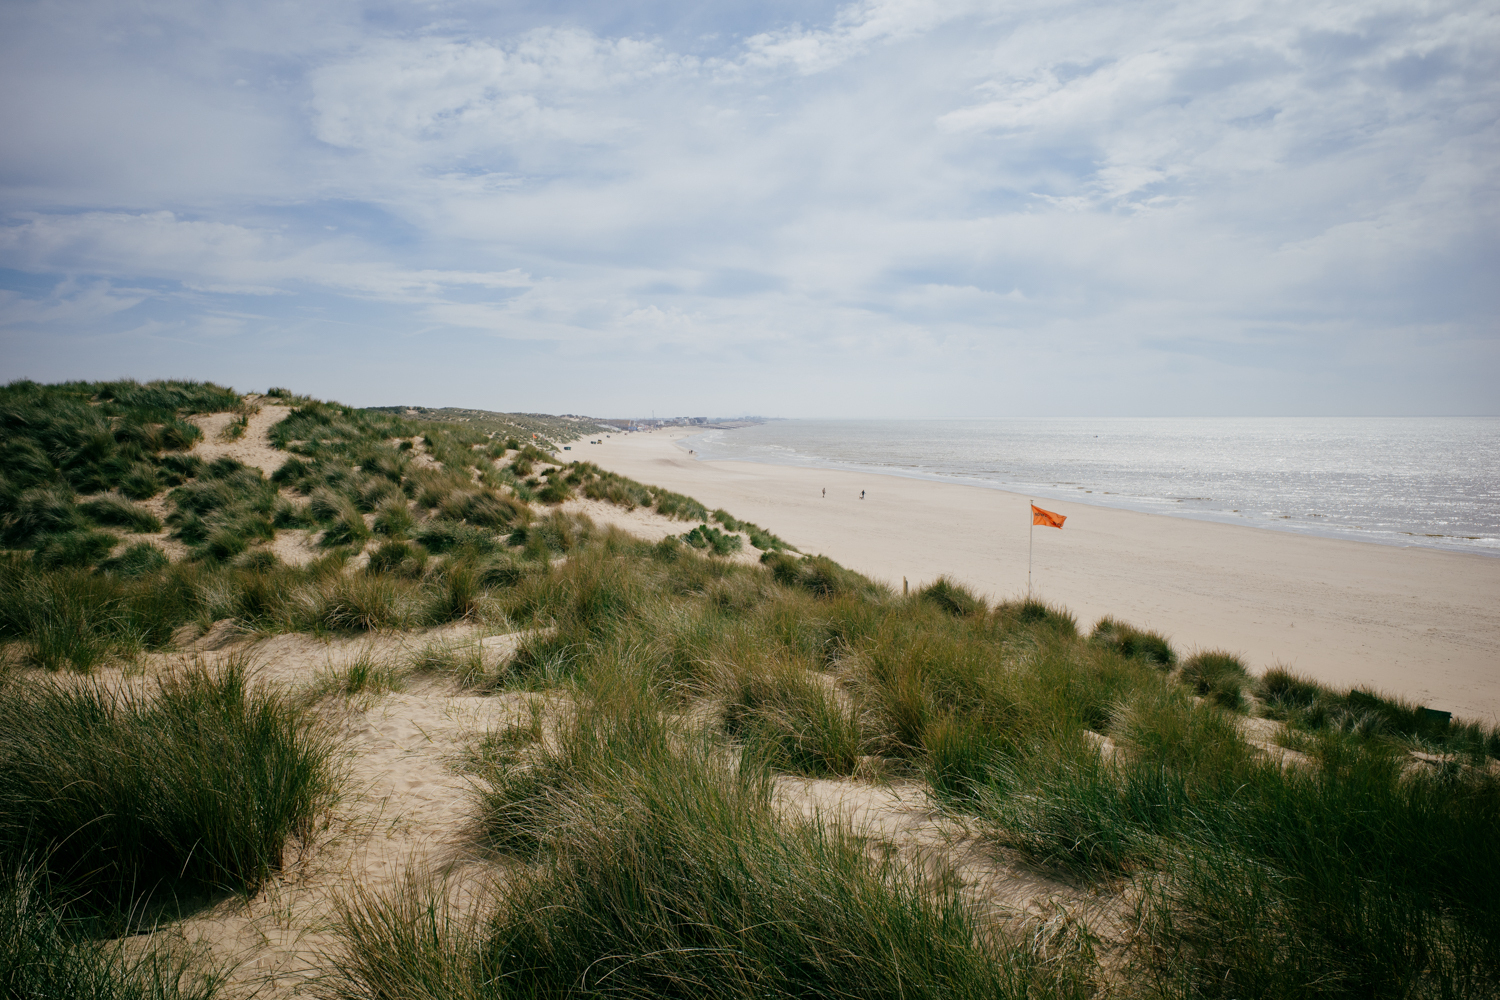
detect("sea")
(680, 418), (1500, 556)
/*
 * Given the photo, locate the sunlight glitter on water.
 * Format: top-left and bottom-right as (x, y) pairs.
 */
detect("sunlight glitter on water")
(683, 417), (1500, 555)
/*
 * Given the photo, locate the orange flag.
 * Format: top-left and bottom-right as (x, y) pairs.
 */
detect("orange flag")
(1031, 504), (1066, 529)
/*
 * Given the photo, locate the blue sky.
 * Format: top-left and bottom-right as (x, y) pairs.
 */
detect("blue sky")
(1, 0), (1496, 417)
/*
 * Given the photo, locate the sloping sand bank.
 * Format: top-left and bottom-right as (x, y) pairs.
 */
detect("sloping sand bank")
(577, 430), (1500, 723)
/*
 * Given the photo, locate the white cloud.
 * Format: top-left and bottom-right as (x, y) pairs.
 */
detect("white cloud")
(1, 0), (1495, 414)
(0, 279), (151, 327)
(308, 29), (690, 158)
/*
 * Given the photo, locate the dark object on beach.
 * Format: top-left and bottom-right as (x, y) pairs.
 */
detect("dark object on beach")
(1419, 707), (1452, 726)
(860, 490), (865, 500)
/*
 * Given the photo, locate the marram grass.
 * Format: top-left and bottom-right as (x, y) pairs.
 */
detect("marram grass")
(0, 656), (338, 918)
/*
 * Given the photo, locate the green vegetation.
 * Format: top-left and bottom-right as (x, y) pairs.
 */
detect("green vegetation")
(1090, 615), (1176, 667)
(334, 691), (1088, 1000)
(0, 658), (337, 918)
(1258, 665), (1500, 760)
(6, 379), (1499, 999)
(682, 521), (743, 555)
(217, 408), (252, 442)
(79, 495), (163, 533)
(361, 405), (607, 448)
(713, 507), (796, 550)
(918, 575), (988, 617)
(1180, 649), (1250, 709)
(558, 460), (711, 520)
(325, 652), (407, 698)
(1, 865), (228, 1000)
(368, 537), (1495, 998)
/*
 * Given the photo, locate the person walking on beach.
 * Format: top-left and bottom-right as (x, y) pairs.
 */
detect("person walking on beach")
(860, 490), (865, 500)
(822, 488), (825, 498)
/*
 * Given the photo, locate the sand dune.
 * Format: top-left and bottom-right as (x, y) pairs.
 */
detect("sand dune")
(576, 429), (1500, 724)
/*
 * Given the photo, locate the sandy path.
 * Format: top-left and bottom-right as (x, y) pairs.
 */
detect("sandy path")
(188, 401), (293, 474)
(574, 430), (1500, 723)
(153, 627), (534, 997)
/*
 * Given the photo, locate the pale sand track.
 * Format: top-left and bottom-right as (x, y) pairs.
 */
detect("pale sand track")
(574, 429), (1500, 723)
(188, 401), (293, 474)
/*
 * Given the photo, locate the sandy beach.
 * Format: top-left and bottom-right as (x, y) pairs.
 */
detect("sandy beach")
(574, 429), (1500, 724)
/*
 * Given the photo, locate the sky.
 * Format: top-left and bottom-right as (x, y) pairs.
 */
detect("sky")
(1, 0), (1496, 418)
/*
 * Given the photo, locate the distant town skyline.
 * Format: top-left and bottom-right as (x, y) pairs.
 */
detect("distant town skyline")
(2, 0), (1496, 417)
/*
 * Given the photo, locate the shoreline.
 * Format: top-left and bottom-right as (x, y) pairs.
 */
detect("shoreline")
(572, 428), (1500, 724)
(681, 428), (1500, 560)
(676, 425), (1500, 559)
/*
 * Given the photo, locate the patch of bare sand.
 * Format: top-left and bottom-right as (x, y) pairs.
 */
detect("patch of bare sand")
(771, 776), (1132, 965)
(184, 681), (533, 996)
(267, 528), (322, 567)
(1236, 715), (1313, 768)
(134, 626), (539, 997)
(188, 402), (293, 475)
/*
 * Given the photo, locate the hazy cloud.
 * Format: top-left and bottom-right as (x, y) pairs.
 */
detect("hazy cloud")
(0, 0), (1495, 415)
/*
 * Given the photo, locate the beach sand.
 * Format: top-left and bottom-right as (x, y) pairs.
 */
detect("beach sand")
(575, 429), (1500, 724)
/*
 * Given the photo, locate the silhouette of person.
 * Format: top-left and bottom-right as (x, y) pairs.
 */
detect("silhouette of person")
(822, 488), (825, 498)
(860, 490), (865, 500)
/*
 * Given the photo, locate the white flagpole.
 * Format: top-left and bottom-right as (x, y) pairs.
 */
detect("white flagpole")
(1027, 499), (1034, 597)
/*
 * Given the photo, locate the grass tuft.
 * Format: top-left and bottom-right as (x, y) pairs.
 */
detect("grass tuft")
(98, 541), (170, 579)
(1, 863), (229, 1000)
(1091, 615), (1176, 667)
(682, 522), (743, 556)
(720, 661), (865, 777)
(1180, 649), (1250, 709)
(0, 658), (338, 917)
(918, 575), (988, 617)
(80, 495), (164, 533)
(351, 703), (1081, 1000)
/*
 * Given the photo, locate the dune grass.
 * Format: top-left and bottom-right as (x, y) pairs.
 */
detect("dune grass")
(332, 682), (1091, 1000)
(712, 508), (796, 551)
(1, 864), (229, 1000)
(1178, 649), (1249, 709)
(363, 534), (1497, 999)
(682, 521), (743, 555)
(0, 657), (338, 920)
(80, 495), (164, 533)
(919, 575), (988, 617)
(1090, 615), (1177, 668)
(9, 380), (1500, 998)
(1256, 666), (1500, 759)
